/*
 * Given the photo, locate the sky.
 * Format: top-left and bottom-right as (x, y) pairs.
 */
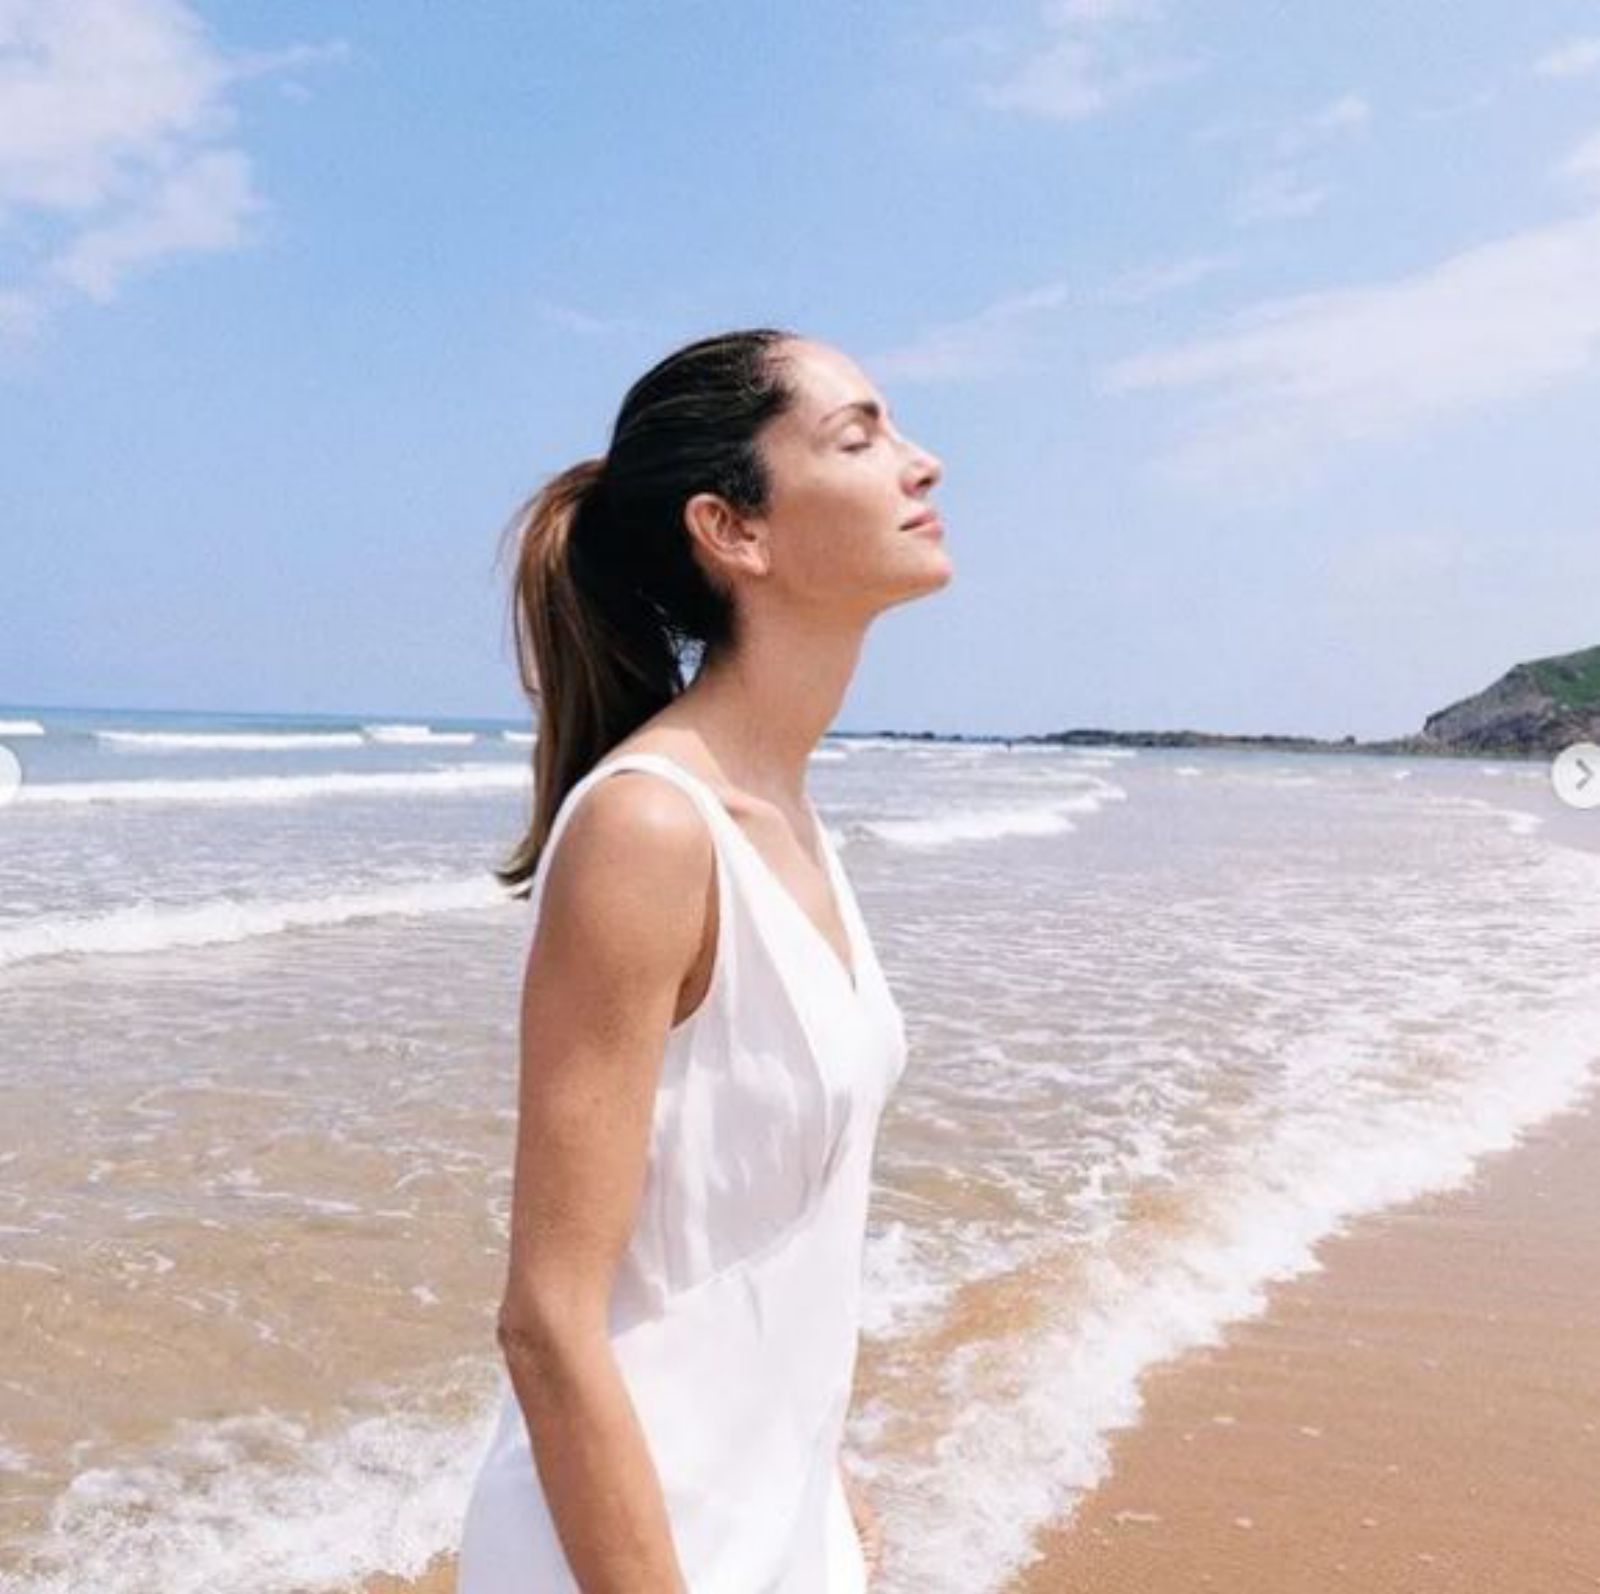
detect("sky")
(3, 0), (1599, 739)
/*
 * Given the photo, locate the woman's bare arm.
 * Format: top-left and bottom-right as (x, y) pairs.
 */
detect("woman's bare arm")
(494, 774), (715, 1594)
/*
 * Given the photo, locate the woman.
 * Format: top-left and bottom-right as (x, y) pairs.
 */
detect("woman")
(457, 328), (949, 1592)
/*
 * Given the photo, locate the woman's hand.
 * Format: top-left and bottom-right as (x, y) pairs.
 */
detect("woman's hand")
(840, 1463), (884, 1585)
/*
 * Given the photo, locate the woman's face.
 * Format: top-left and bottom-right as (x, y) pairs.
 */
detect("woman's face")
(734, 338), (950, 615)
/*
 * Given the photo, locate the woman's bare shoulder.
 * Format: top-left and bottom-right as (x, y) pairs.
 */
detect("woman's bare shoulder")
(535, 768), (715, 979)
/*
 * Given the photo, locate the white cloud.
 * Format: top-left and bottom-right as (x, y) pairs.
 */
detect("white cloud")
(1533, 37), (1600, 80)
(1232, 169), (1328, 225)
(1560, 128), (1600, 190)
(1301, 93), (1371, 139)
(978, 37), (1198, 120)
(871, 255), (1235, 384)
(52, 148), (259, 301)
(532, 300), (630, 338)
(1201, 94), (1372, 157)
(0, 0), (226, 216)
(976, 0), (1199, 123)
(1227, 93), (1370, 228)
(1105, 252), (1237, 304)
(0, 287), (43, 338)
(0, 0), (339, 332)
(870, 281), (1075, 384)
(978, 37), (1107, 119)
(1105, 206), (1600, 486)
(228, 40), (350, 84)
(1412, 87), (1499, 124)
(1042, 0), (1159, 24)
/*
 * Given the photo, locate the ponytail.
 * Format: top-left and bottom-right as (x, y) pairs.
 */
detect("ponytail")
(494, 328), (796, 896)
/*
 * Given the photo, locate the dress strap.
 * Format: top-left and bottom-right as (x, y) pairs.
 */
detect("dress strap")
(526, 751), (736, 929)
(581, 751), (730, 832)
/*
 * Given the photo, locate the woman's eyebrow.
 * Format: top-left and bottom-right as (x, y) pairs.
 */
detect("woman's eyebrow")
(818, 399), (886, 430)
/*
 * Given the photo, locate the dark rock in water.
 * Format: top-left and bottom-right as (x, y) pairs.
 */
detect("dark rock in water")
(1420, 644), (1600, 756)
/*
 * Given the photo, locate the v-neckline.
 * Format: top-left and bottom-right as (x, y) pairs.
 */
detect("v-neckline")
(613, 751), (862, 999)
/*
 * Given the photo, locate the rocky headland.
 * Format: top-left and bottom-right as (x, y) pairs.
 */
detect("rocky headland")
(853, 644), (1600, 762)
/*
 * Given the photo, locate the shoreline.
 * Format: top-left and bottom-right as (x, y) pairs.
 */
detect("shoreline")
(357, 801), (1596, 1594)
(997, 811), (1599, 1592)
(363, 1081), (1600, 1594)
(1000, 1081), (1600, 1591)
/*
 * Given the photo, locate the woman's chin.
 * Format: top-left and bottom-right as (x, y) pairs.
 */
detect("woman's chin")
(883, 552), (954, 609)
(916, 547), (954, 593)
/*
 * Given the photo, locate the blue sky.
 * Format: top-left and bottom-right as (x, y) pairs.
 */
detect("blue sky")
(4, 0), (1599, 738)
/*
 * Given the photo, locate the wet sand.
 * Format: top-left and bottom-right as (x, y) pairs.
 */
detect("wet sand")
(1003, 1089), (1600, 1592)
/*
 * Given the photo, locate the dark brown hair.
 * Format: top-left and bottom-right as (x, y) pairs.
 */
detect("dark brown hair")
(495, 327), (799, 896)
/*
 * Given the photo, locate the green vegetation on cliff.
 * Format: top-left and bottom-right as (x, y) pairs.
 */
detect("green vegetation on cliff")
(1527, 645), (1600, 712)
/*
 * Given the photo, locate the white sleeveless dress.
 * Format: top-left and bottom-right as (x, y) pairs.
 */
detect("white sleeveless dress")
(457, 750), (908, 1593)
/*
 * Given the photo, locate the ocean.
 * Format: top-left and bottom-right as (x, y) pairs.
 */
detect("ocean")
(0, 705), (1594, 1592)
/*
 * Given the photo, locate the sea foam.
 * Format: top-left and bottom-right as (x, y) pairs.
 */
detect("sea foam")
(860, 844), (1600, 1593)
(5, 1376), (499, 1594)
(863, 778), (1126, 849)
(0, 875), (512, 969)
(95, 730), (366, 751)
(16, 764), (529, 808)
(362, 723), (476, 746)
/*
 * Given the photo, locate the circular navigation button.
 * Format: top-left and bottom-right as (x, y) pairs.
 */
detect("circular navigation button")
(1551, 741), (1600, 810)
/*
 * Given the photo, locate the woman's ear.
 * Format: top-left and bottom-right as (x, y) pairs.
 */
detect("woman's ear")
(684, 491), (769, 581)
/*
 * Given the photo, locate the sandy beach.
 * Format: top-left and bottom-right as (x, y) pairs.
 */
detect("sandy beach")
(1002, 1086), (1600, 1592)
(996, 804), (1600, 1594)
